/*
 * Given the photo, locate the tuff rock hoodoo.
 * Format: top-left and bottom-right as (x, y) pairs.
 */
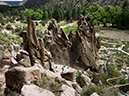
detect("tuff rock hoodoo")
(44, 15), (101, 71)
(0, 15), (101, 96)
(22, 18), (54, 71)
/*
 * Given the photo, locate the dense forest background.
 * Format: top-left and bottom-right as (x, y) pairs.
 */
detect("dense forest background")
(0, 0), (129, 29)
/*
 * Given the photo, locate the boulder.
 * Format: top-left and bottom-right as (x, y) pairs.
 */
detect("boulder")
(21, 84), (55, 96)
(61, 71), (76, 82)
(90, 92), (99, 96)
(60, 84), (80, 96)
(1, 57), (18, 68)
(0, 75), (5, 86)
(0, 65), (9, 96)
(5, 66), (41, 91)
(16, 50), (31, 67)
(81, 74), (91, 86)
(10, 43), (20, 59)
(44, 15), (101, 71)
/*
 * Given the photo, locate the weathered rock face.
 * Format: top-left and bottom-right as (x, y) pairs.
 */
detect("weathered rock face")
(21, 84), (55, 96)
(60, 84), (80, 96)
(0, 43), (31, 68)
(81, 74), (91, 86)
(22, 18), (54, 71)
(44, 15), (101, 71)
(5, 66), (41, 91)
(61, 71), (76, 82)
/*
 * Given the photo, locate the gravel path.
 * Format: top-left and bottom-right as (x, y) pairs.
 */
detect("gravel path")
(96, 30), (129, 41)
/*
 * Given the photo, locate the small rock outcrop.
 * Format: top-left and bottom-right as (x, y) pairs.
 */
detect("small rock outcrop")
(5, 66), (41, 91)
(81, 74), (91, 86)
(21, 84), (55, 96)
(44, 15), (101, 71)
(2, 16), (101, 96)
(60, 84), (79, 96)
(22, 19), (54, 71)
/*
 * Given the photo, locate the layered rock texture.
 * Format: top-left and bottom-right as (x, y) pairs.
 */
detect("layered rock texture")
(0, 16), (101, 96)
(22, 19), (54, 71)
(45, 15), (101, 71)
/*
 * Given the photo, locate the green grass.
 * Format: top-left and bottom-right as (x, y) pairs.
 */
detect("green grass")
(35, 74), (62, 96)
(58, 22), (68, 26)
(122, 41), (129, 53)
(0, 32), (22, 52)
(63, 23), (77, 34)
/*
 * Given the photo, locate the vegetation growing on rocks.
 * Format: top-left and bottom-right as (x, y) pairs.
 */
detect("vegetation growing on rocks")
(0, 0), (129, 95)
(35, 74), (62, 96)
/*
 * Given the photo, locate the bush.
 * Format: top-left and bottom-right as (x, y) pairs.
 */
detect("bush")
(99, 64), (121, 85)
(81, 84), (105, 96)
(35, 74), (62, 96)
(10, 18), (15, 23)
(1, 20), (5, 25)
(35, 22), (39, 26)
(16, 17), (20, 21)
(37, 30), (43, 38)
(119, 79), (129, 92)
(76, 71), (82, 86)
(40, 20), (47, 26)
(6, 24), (13, 30)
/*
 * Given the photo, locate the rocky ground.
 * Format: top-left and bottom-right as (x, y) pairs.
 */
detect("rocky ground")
(0, 16), (129, 96)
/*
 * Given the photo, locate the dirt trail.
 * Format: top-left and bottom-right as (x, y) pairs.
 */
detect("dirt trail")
(60, 22), (77, 29)
(96, 30), (129, 41)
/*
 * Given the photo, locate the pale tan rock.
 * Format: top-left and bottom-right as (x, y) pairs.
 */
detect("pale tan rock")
(90, 92), (99, 96)
(0, 75), (5, 85)
(81, 74), (91, 86)
(45, 15), (101, 71)
(21, 84), (55, 96)
(10, 43), (20, 59)
(22, 19), (54, 71)
(60, 84), (80, 96)
(1, 59), (12, 67)
(2, 53), (11, 59)
(61, 71), (76, 82)
(5, 66), (41, 91)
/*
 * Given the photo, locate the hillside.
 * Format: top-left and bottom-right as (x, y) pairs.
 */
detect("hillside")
(0, 1), (11, 6)
(24, 0), (128, 8)
(18, 0), (27, 6)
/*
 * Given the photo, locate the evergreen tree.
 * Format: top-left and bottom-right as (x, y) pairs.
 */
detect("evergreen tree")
(72, 8), (78, 20)
(66, 9), (72, 20)
(43, 11), (48, 20)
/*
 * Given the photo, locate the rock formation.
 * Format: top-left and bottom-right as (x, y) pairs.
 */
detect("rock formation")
(5, 66), (41, 91)
(0, 1), (11, 6)
(44, 15), (101, 71)
(22, 18), (54, 71)
(0, 16), (101, 96)
(18, 0), (27, 6)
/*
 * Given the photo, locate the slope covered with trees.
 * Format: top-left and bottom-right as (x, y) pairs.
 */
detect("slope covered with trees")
(0, 0), (129, 29)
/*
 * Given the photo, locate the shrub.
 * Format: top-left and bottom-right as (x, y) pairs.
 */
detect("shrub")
(6, 24), (13, 30)
(35, 22), (39, 26)
(41, 21), (46, 26)
(81, 84), (105, 96)
(1, 20), (5, 25)
(76, 71), (82, 86)
(35, 74), (62, 96)
(99, 64), (121, 85)
(119, 78), (129, 93)
(37, 30), (43, 38)
(10, 18), (15, 23)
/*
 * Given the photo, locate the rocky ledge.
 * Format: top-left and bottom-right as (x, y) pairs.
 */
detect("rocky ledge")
(0, 15), (101, 96)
